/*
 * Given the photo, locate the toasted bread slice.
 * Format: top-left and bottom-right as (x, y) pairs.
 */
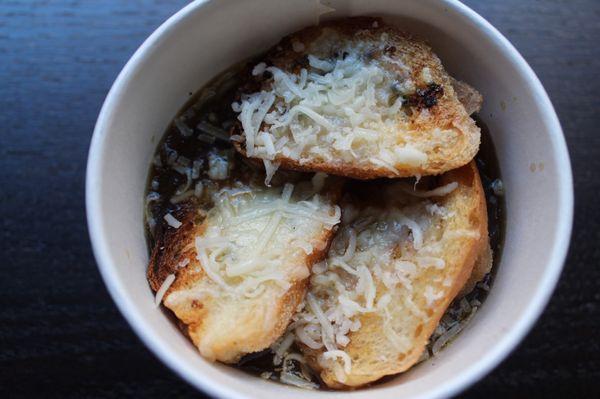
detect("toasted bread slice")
(148, 176), (342, 363)
(290, 162), (487, 387)
(451, 77), (483, 116)
(231, 17), (480, 180)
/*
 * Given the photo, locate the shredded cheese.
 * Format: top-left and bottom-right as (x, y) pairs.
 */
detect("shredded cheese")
(235, 40), (428, 174)
(168, 181), (340, 301)
(154, 274), (176, 306)
(207, 152), (229, 180)
(163, 213), (182, 228)
(397, 181), (459, 198)
(287, 181), (468, 376)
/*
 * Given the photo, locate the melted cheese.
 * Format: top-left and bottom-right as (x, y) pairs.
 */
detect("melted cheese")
(235, 39), (428, 174)
(290, 189), (463, 379)
(166, 182), (340, 302)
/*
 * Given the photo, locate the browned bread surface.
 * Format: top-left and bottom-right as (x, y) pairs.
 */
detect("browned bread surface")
(460, 236), (492, 297)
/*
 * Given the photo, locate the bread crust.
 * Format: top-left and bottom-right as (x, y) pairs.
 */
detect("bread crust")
(459, 236), (492, 297)
(232, 17), (481, 179)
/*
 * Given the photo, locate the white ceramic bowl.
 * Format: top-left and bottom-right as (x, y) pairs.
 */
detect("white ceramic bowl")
(86, 0), (573, 398)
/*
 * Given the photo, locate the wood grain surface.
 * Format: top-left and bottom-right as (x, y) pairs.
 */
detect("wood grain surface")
(1, 0), (598, 397)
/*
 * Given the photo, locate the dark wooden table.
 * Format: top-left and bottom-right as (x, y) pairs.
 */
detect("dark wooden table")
(1, 1), (598, 397)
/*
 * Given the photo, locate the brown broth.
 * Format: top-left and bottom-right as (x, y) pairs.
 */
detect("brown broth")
(144, 62), (247, 246)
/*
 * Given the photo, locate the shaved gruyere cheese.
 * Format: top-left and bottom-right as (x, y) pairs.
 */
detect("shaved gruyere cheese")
(165, 182), (341, 303)
(154, 274), (176, 306)
(396, 181), (458, 198)
(163, 213), (182, 228)
(289, 185), (462, 380)
(235, 41), (428, 173)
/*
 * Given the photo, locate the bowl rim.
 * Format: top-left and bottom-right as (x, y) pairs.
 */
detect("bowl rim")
(86, 0), (574, 398)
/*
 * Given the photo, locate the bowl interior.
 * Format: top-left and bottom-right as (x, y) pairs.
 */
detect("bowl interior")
(87, 0), (572, 398)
